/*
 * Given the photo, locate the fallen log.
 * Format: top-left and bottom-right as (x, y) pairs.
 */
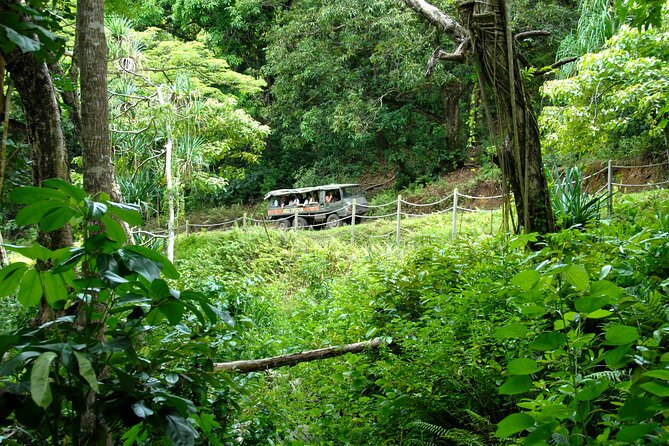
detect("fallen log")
(213, 337), (387, 373)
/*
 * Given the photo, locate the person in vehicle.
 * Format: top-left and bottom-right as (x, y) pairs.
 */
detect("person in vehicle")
(325, 191), (334, 203)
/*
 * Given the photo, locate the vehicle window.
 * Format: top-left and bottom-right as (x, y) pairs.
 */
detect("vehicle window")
(341, 186), (362, 198)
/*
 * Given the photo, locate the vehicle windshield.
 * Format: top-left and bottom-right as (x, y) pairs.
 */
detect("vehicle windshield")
(341, 186), (362, 198)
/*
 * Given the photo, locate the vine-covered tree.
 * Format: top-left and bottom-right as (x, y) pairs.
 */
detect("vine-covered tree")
(403, 0), (555, 233)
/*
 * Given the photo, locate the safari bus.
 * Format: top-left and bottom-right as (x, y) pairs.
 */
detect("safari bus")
(264, 184), (368, 229)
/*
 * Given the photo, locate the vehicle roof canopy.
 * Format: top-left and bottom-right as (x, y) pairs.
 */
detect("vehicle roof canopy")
(263, 184), (360, 201)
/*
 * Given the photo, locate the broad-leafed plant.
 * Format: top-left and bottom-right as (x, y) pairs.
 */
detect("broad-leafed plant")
(0, 179), (234, 445)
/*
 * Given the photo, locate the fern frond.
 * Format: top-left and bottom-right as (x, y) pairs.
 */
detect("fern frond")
(585, 370), (629, 382)
(404, 440), (439, 446)
(409, 421), (449, 438)
(463, 409), (495, 434)
(441, 428), (486, 446)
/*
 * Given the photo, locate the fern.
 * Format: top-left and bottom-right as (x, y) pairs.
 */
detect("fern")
(406, 419), (493, 446)
(584, 370), (630, 382)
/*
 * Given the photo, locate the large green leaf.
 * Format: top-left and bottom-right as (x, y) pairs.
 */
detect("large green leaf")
(495, 412), (534, 438)
(122, 246), (179, 279)
(576, 380), (609, 401)
(73, 351), (99, 393)
(165, 413), (198, 446)
(639, 381), (669, 397)
(30, 352), (58, 408)
(605, 325), (639, 345)
(564, 264), (589, 290)
(499, 375), (532, 395)
(42, 271), (68, 308)
(132, 400), (154, 418)
(507, 358), (542, 375)
(615, 423), (658, 442)
(15, 200), (63, 226)
(511, 270), (541, 291)
(642, 370), (669, 381)
(17, 269), (43, 307)
(101, 215), (127, 245)
(530, 332), (567, 351)
(106, 201), (143, 226)
(9, 185), (68, 204)
(494, 323), (528, 340)
(0, 262), (28, 297)
(159, 301), (186, 325)
(40, 207), (76, 233)
(42, 178), (86, 202)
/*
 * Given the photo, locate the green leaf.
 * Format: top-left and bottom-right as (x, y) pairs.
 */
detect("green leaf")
(639, 380), (669, 397)
(2, 243), (53, 261)
(495, 412), (534, 438)
(511, 270), (541, 291)
(576, 380), (609, 401)
(132, 401), (154, 418)
(159, 301), (186, 325)
(605, 344), (631, 369)
(615, 423), (657, 442)
(494, 323), (528, 340)
(42, 178), (86, 202)
(589, 280), (622, 300)
(40, 207), (76, 233)
(530, 332), (567, 351)
(507, 358), (541, 375)
(18, 269), (43, 307)
(0, 262), (27, 297)
(42, 271), (68, 308)
(86, 199), (107, 219)
(1, 25), (40, 52)
(586, 309), (612, 319)
(499, 375), (532, 395)
(642, 370), (669, 381)
(9, 185), (68, 204)
(165, 413), (198, 446)
(106, 201), (143, 226)
(30, 351), (58, 408)
(564, 264), (589, 290)
(605, 325), (639, 345)
(73, 351), (99, 393)
(101, 215), (126, 245)
(618, 397), (658, 421)
(575, 295), (610, 314)
(15, 200), (63, 226)
(122, 246), (179, 280)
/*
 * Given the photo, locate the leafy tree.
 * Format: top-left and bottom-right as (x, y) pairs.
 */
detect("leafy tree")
(541, 21), (669, 161)
(107, 20), (268, 257)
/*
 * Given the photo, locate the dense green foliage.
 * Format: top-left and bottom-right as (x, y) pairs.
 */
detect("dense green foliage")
(170, 189), (669, 444)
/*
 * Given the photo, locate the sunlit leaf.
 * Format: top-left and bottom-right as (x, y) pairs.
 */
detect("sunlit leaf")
(30, 352), (58, 408)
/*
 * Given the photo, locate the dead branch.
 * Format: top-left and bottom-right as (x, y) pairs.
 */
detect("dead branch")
(214, 338), (388, 373)
(514, 30), (550, 41)
(426, 39), (469, 76)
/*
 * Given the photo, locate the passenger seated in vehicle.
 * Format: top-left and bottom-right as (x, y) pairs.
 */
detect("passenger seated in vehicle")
(308, 193), (318, 204)
(325, 191), (334, 204)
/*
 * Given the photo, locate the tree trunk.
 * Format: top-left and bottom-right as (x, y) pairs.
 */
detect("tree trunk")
(458, 0), (554, 234)
(78, 0), (119, 201)
(403, 0), (555, 233)
(6, 53), (74, 250)
(214, 338), (386, 373)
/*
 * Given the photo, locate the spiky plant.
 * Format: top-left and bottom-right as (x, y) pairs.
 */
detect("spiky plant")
(550, 166), (606, 229)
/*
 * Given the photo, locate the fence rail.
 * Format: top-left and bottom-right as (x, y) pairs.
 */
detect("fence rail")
(133, 158), (669, 246)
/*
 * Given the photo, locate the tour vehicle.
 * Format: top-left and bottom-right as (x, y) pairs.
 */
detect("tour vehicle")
(264, 183), (368, 229)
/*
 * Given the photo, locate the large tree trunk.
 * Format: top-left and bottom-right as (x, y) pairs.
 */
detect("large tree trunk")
(458, 0), (554, 233)
(403, 0), (555, 233)
(6, 53), (74, 250)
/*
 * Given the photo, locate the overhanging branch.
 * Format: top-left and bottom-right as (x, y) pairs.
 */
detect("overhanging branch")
(214, 338), (388, 373)
(426, 39), (469, 76)
(534, 56), (579, 76)
(402, 0), (467, 40)
(514, 30), (550, 41)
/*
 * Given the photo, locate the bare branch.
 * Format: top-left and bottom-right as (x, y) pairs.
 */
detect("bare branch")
(514, 30), (550, 41)
(402, 0), (467, 41)
(426, 39), (469, 76)
(535, 56), (579, 76)
(214, 338), (387, 373)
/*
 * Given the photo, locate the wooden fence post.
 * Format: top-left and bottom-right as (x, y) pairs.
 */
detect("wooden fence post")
(294, 209), (299, 229)
(243, 212), (247, 228)
(351, 199), (357, 245)
(396, 194), (402, 244)
(452, 188), (458, 239)
(185, 220), (189, 237)
(607, 160), (613, 218)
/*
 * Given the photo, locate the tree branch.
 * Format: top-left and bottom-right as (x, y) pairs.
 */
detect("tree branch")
(402, 0), (467, 40)
(426, 39), (469, 76)
(534, 56), (579, 76)
(213, 338), (388, 373)
(514, 30), (550, 41)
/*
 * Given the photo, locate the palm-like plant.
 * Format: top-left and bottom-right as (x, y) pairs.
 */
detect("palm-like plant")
(550, 166), (606, 229)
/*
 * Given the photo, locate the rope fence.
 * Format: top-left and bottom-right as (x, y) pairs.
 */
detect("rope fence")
(137, 158), (668, 246)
